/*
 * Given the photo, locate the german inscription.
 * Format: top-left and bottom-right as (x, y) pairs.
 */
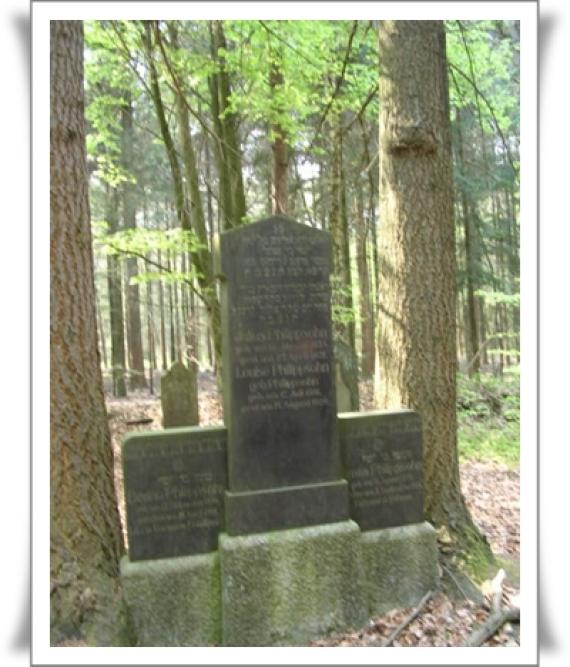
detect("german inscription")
(221, 216), (340, 492)
(339, 410), (423, 530)
(123, 426), (227, 560)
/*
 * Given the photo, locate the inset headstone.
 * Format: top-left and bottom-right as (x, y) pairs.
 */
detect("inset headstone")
(160, 361), (199, 428)
(123, 426), (227, 560)
(220, 216), (349, 534)
(339, 410), (423, 530)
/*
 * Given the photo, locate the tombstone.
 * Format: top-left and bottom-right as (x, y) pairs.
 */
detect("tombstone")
(339, 409), (424, 530)
(120, 215), (438, 647)
(220, 215), (349, 535)
(160, 361), (199, 428)
(122, 425), (227, 560)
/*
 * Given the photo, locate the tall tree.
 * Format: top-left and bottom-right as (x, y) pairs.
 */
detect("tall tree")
(329, 117), (359, 411)
(104, 183), (127, 396)
(121, 95), (147, 390)
(50, 21), (130, 645)
(208, 20), (247, 228)
(375, 20), (491, 577)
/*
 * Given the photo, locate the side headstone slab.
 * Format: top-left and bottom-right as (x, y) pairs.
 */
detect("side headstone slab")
(160, 361), (199, 428)
(339, 410), (424, 530)
(123, 426), (227, 560)
(220, 216), (348, 534)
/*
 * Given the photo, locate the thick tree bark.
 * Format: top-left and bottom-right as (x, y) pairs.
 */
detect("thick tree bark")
(121, 97), (147, 390)
(376, 22), (489, 561)
(50, 21), (131, 646)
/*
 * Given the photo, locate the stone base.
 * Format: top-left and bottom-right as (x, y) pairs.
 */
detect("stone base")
(219, 520), (367, 646)
(361, 521), (439, 615)
(225, 479), (349, 535)
(120, 552), (221, 646)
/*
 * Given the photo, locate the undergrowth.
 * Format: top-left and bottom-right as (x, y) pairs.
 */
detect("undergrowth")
(457, 367), (520, 467)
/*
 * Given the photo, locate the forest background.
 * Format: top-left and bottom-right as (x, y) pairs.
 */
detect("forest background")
(0, 0), (552, 664)
(83, 17), (521, 458)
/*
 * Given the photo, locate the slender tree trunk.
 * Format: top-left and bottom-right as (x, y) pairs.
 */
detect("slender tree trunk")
(330, 118), (359, 411)
(376, 21), (490, 569)
(356, 184), (375, 378)
(96, 298), (108, 370)
(456, 107), (480, 374)
(157, 247), (168, 371)
(166, 249), (176, 365)
(144, 21), (223, 377)
(50, 20), (130, 646)
(208, 20), (246, 229)
(270, 62), (288, 215)
(121, 97), (147, 390)
(105, 185), (127, 397)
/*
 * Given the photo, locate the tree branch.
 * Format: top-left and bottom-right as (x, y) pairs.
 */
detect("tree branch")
(308, 20), (359, 150)
(464, 606), (520, 647)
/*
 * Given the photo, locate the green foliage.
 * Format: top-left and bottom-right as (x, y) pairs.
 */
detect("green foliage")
(457, 370), (519, 467)
(96, 226), (207, 257)
(474, 289), (520, 307)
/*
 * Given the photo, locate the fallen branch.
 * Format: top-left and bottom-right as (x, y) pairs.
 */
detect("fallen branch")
(125, 418), (154, 426)
(464, 606), (520, 647)
(368, 590), (432, 647)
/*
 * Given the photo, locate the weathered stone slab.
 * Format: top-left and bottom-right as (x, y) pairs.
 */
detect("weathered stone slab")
(339, 410), (424, 530)
(225, 479), (349, 536)
(120, 552), (221, 646)
(220, 216), (348, 533)
(361, 522), (438, 615)
(123, 426), (227, 561)
(160, 361), (199, 428)
(220, 521), (366, 646)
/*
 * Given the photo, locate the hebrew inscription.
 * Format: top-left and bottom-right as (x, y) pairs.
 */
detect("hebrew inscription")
(339, 410), (424, 530)
(123, 426), (227, 560)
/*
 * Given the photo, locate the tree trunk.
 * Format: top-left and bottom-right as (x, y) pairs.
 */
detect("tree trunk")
(50, 20), (131, 646)
(376, 21), (490, 567)
(144, 21), (223, 377)
(157, 247), (168, 371)
(456, 107), (480, 374)
(105, 186), (127, 397)
(270, 62), (288, 215)
(208, 20), (247, 229)
(330, 118), (359, 411)
(121, 97), (147, 390)
(356, 183), (375, 378)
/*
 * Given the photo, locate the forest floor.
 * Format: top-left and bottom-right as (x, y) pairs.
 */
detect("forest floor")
(105, 372), (520, 648)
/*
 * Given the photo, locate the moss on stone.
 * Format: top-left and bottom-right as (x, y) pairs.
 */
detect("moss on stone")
(220, 521), (367, 646)
(120, 552), (221, 646)
(361, 521), (439, 616)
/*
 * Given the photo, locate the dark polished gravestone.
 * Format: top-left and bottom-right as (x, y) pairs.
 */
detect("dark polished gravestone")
(220, 216), (349, 535)
(339, 410), (424, 531)
(122, 426), (227, 561)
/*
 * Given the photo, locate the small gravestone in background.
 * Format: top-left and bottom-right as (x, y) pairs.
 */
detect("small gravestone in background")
(160, 361), (199, 428)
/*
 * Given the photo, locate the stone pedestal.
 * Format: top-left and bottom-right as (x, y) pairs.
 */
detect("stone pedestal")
(120, 552), (221, 646)
(219, 520), (367, 646)
(361, 521), (438, 615)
